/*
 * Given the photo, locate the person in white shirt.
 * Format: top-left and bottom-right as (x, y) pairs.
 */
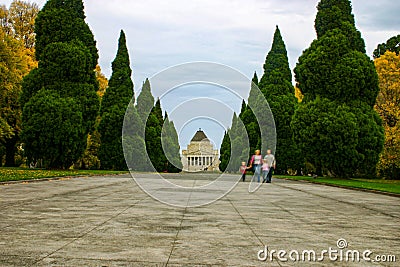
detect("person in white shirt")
(263, 149), (276, 183)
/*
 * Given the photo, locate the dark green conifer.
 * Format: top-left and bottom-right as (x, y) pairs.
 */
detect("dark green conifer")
(136, 78), (155, 124)
(373, 34), (400, 59)
(258, 26), (299, 174)
(20, 0), (99, 168)
(219, 131), (231, 172)
(162, 112), (182, 173)
(98, 30), (134, 170)
(145, 99), (167, 172)
(292, 0), (384, 177)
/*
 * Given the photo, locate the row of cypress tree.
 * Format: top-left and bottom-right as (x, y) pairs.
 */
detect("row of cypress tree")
(220, 0), (384, 178)
(19, 0), (182, 171)
(220, 25), (298, 174)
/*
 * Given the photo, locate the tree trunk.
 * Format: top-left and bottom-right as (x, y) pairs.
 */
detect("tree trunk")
(316, 164), (323, 177)
(4, 136), (17, 167)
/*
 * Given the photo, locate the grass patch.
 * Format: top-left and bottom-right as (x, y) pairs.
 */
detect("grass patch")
(276, 175), (400, 195)
(0, 167), (128, 183)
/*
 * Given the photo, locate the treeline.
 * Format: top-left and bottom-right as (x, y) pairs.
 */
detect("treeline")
(1, 0), (398, 178)
(220, 0), (399, 179)
(0, 0), (182, 172)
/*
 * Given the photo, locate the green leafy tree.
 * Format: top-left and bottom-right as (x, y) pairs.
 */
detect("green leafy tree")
(20, 0), (99, 168)
(7, 0), (39, 49)
(98, 30), (134, 170)
(258, 26), (299, 174)
(21, 90), (85, 168)
(373, 35), (400, 59)
(293, 97), (360, 176)
(292, 0), (384, 177)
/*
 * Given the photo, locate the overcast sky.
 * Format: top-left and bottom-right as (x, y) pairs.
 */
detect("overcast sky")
(4, 0), (399, 150)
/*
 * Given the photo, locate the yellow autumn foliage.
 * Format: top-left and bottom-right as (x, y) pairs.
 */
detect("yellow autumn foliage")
(294, 85), (304, 102)
(95, 64), (108, 98)
(374, 51), (400, 179)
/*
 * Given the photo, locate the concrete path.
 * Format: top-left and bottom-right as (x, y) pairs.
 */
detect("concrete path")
(0, 173), (399, 266)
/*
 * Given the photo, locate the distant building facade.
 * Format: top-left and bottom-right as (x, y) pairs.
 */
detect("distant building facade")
(181, 129), (219, 172)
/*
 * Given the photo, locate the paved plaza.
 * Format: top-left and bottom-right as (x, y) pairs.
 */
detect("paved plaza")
(0, 173), (399, 266)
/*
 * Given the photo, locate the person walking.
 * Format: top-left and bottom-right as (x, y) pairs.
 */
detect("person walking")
(261, 159), (270, 183)
(249, 149), (262, 183)
(239, 161), (249, 182)
(263, 149), (276, 183)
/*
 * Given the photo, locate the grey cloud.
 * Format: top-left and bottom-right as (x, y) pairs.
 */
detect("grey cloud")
(353, 0), (400, 31)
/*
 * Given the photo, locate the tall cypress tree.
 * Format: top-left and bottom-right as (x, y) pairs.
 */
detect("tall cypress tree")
(258, 26), (299, 174)
(136, 78), (155, 124)
(162, 112), (182, 173)
(145, 99), (167, 172)
(314, 0), (365, 53)
(20, 0), (99, 168)
(126, 78), (156, 172)
(225, 112), (249, 172)
(259, 26), (292, 90)
(238, 99), (247, 121)
(292, 0), (384, 177)
(219, 131), (231, 172)
(34, 0), (97, 68)
(240, 72), (261, 157)
(123, 100), (148, 171)
(100, 30), (133, 113)
(98, 30), (134, 170)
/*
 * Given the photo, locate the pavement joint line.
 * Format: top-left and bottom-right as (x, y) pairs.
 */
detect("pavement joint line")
(30, 196), (147, 266)
(0, 179), (133, 209)
(264, 190), (312, 225)
(277, 177), (400, 198)
(0, 175), (90, 185)
(165, 179), (196, 267)
(268, 191), (384, 229)
(274, 182), (400, 220)
(262, 184), (389, 238)
(0, 181), (138, 236)
(0, 186), (139, 232)
(0, 173), (131, 186)
(226, 197), (283, 267)
(33, 255), (169, 265)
